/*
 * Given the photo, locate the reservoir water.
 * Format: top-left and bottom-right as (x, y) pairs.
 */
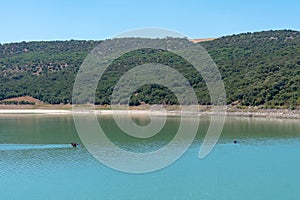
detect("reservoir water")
(1, 114), (300, 199)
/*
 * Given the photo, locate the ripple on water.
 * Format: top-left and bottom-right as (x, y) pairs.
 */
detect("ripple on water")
(0, 145), (96, 178)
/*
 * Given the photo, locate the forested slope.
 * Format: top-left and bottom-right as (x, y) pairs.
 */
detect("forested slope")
(0, 30), (299, 108)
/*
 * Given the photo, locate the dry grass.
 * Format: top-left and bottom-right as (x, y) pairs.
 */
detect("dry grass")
(190, 38), (216, 43)
(1, 96), (43, 105)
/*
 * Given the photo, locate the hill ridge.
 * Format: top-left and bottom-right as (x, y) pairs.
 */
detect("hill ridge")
(0, 29), (299, 108)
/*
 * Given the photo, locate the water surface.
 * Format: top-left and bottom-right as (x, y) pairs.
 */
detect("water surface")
(0, 114), (300, 199)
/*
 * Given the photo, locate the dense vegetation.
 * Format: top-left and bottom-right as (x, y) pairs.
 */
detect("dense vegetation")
(0, 40), (100, 104)
(0, 30), (299, 108)
(202, 30), (300, 108)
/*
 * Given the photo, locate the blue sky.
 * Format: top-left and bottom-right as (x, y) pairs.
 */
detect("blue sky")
(1, 0), (299, 43)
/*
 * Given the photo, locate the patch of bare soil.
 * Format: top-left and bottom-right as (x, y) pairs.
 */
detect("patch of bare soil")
(190, 38), (216, 43)
(1, 96), (43, 105)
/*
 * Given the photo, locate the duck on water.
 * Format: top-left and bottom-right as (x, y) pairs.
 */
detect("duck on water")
(71, 143), (79, 147)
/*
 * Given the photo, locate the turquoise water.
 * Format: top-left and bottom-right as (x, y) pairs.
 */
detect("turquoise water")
(0, 115), (300, 199)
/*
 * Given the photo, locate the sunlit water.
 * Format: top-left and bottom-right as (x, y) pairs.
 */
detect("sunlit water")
(0, 114), (300, 199)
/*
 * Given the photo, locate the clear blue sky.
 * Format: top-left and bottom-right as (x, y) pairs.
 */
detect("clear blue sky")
(1, 0), (299, 43)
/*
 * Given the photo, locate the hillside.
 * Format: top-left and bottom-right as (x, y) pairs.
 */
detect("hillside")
(0, 30), (299, 108)
(201, 30), (300, 108)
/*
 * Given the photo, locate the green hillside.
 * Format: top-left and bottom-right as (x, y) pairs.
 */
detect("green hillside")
(0, 30), (299, 108)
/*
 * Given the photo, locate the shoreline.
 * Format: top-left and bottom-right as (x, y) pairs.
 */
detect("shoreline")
(0, 107), (300, 119)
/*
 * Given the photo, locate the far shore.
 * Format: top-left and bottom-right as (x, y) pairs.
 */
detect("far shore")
(0, 105), (300, 119)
